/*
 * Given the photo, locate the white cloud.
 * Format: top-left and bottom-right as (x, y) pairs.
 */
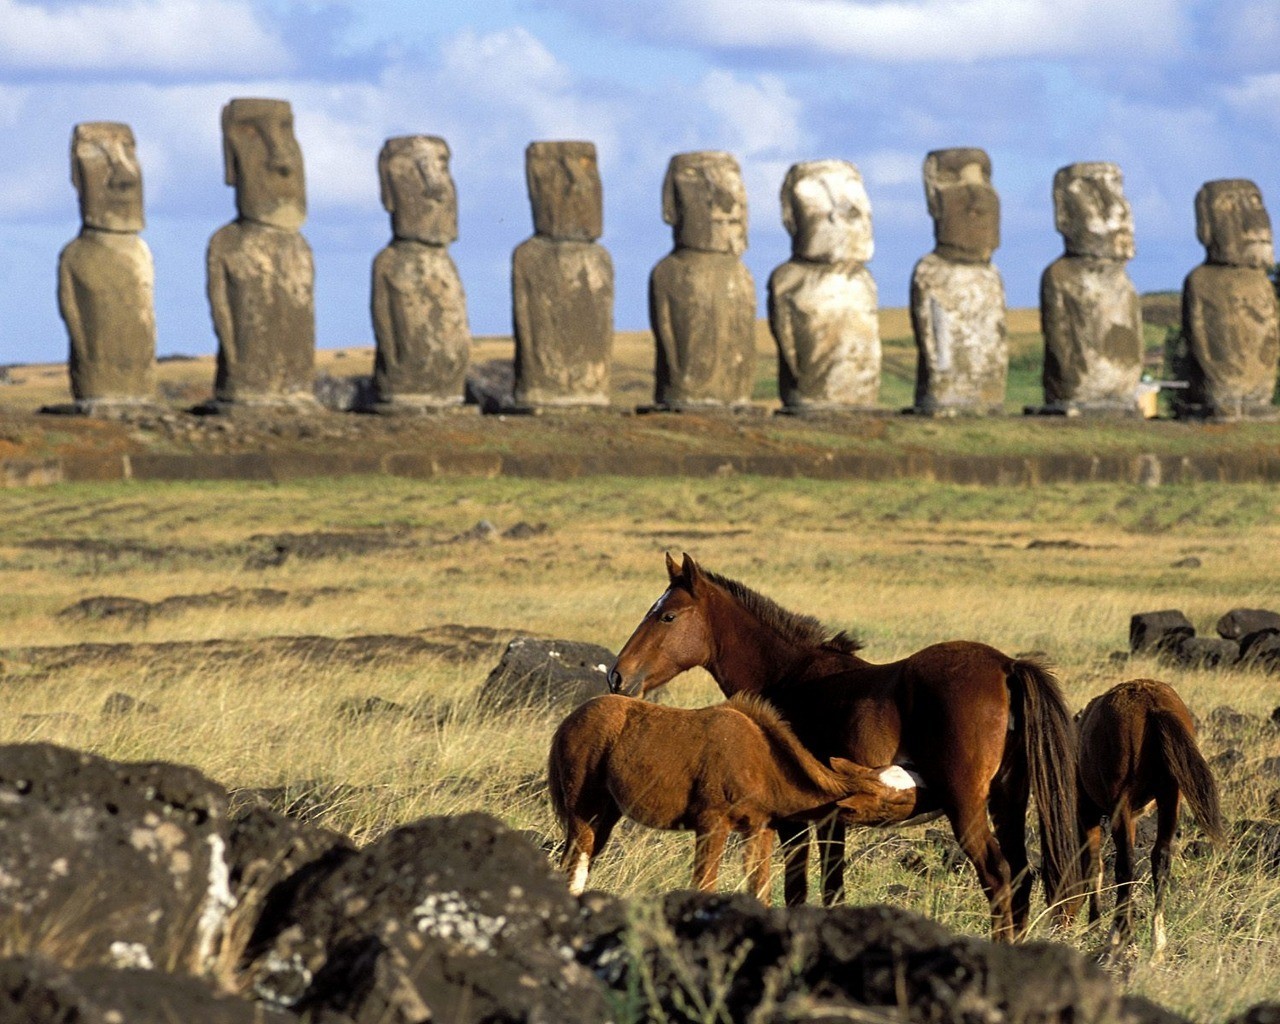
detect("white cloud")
(569, 0), (1186, 62)
(0, 0), (292, 75)
(694, 71), (802, 158)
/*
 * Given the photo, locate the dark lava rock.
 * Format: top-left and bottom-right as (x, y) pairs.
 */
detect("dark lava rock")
(1130, 610), (1194, 654)
(1229, 1003), (1280, 1024)
(57, 594), (152, 625)
(1217, 608), (1280, 640)
(1172, 635), (1239, 669)
(0, 743), (233, 975)
(1233, 820), (1280, 872)
(1170, 556), (1201, 569)
(246, 811), (610, 1023)
(476, 636), (612, 714)
(1240, 630), (1280, 671)
(0, 955), (300, 1023)
(464, 359), (517, 413)
(101, 691), (160, 715)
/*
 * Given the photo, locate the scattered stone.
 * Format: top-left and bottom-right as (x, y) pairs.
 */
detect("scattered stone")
(476, 636), (612, 713)
(1226, 1004), (1280, 1024)
(1171, 555), (1202, 568)
(1240, 630), (1280, 670)
(1233, 820), (1280, 873)
(1027, 538), (1090, 549)
(58, 594), (152, 624)
(1173, 635), (1238, 668)
(101, 691), (159, 715)
(464, 358), (517, 413)
(1130, 610), (1194, 654)
(1206, 706), (1258, 738)
(448, 519), (497, 543)
(1218, 608), (1280, 639)
(501, 521), (549, 539)
(336, 695), (409, 722)
(313, 372), (375, 412)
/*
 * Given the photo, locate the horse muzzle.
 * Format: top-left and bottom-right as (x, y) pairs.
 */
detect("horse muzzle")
(606, 665), (644, 697)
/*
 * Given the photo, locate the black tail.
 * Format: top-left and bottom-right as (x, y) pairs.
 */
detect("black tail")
(1153, 707), (1225, 843)
(1009, 659), (1081, 909)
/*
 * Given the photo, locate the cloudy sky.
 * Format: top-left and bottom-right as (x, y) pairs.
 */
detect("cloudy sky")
(2, 0), (1279, 364)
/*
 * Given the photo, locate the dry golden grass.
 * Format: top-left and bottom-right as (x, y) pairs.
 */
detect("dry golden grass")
(0, 474), (1277, 1018)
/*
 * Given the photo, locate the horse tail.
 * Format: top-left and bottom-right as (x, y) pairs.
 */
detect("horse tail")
(547, 696), (619, 830)
(1152, 707), (1225, 844)
(1008, 658), (1081, 907)
(547, 716), (573, 830)
(728, 694), (849, 799)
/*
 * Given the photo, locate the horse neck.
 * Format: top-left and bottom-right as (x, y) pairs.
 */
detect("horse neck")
(703, 589), (813, 696)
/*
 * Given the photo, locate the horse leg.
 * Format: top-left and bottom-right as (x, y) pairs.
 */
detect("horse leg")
(743, 827), (777, 904)
(560, 803), (621, 896)
(776, 819), (811, 907)
(1107, 800), (1137, 954)
(1150, 789), (1180, 961)
(948, 800), (1015, 941)
(692, 824), (730, 892)
(989, 773), (1033, 935)
(816, 815), (847, 906)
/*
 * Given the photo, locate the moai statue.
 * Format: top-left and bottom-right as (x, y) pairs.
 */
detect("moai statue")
(1175, 179), (1279, 419)
(512, 141), (614, 408)
(1039, 162), (1143, 415)
(207, 98), (315, 408)
(371, 135), (470, 411)
(649, 151), (756, 409)
(769, 160), (880, 412)
(909, 148), (1007, 415)
(57, 122), (155, 412)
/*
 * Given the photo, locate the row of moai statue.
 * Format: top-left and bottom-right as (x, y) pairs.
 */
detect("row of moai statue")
(57, 99), (1280, 420)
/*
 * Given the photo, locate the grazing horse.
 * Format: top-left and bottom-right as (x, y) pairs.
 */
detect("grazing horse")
(548, 693), (921, 902)
(1069, 678), (1224, 959)
(607, 552), (1081, 941)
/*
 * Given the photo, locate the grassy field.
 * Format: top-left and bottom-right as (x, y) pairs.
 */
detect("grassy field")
(0, 474), (1278, 1019)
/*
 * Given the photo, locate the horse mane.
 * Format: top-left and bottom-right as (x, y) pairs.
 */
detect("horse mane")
(726, 693), (851, 797)
(700, 567), (863, 654)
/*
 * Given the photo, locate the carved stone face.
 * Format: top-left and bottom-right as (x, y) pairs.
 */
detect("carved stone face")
(222, 98), (306, 230)
(379, 135), (457, 245)
(924, 148), (999, 263)
(71, 122), (144, 233)
(1054, 162), (1134, 261)
(1196, 179), (1274, 269)
(663, 151), (748, 255)
(526, 141), (602, 242)
(781, 159), (872, 263)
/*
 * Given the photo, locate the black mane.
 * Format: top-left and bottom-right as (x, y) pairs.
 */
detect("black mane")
(700, 568), (863, 655)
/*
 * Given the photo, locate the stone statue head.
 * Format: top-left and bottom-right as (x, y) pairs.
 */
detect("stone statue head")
(1195, 179), (1273, 269)
(222, 97), (306, 230)
(780, 159), (872, 263)
(923, 147), (999, 263)
(1053, 162), (1134, 261)
(662, 151), (748, 255)
(379, 135), (457, 245)
(70, 121), (144, 233)
(526, 140), (602, 242)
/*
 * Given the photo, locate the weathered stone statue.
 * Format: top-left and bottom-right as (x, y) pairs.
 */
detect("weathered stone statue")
(370, 135), (470, 411)
(1039, 162), (1143, 415)
(511, 141), (614, 409)
(909, 148), (1007, 415)
(769, 160), (880, 411)
(207, 97), (315, 408)
(57, 122), (155, 411)
(1175, 179), (1279, 419)
(650, 151), (756, 409)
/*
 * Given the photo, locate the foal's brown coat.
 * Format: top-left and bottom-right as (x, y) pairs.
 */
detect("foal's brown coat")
(1072, 679), (1224, 958)
(608, 553), (1081, 941)
(548, 693), (917, 901)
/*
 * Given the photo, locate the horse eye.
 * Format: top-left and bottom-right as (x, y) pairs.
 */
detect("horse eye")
(659, 612), (676, 623)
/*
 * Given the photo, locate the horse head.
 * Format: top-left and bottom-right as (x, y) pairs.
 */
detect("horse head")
(608, 551), (714, 696)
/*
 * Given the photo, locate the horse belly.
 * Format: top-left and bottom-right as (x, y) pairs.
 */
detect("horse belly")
(607, 773), (691, 832)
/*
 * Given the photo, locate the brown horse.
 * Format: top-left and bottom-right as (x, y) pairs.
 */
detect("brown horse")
(607, 553), (1081, 941)
(548, 693), (921, 902)
(1069, 678), (1224, 959)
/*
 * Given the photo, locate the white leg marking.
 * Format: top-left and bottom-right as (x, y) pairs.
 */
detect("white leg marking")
(1152, 910), (1168, 960)
(878, 766), (922, 791)
(569, 852), (590, 896)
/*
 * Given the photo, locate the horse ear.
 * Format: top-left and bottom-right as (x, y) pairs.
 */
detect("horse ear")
(680, 552), (702, 593)
(665, 551), (680, 581)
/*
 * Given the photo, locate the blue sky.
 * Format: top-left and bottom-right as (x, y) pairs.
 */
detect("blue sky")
(3, 0), (1279, 364)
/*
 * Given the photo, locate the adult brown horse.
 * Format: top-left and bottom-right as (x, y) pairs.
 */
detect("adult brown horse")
(1069, 679), (1224, 960)
(548, 693), (921, 902)
(607, 553), (1080, 941)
